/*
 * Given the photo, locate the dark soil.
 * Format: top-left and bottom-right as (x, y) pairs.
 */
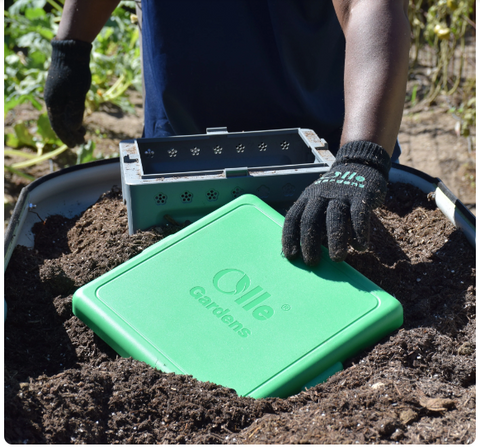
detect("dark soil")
(4, 182), (476, 444)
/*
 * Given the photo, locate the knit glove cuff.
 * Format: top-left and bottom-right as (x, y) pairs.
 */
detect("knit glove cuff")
(50, 39), (92, 67)
(333, 140), (392, 179)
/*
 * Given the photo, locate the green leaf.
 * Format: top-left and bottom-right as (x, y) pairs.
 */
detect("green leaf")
(5, 122), (36, 149)
(5, 93), (44, 115)
(4, 97), (25, 116)
(25, 7), (46, 20)
(30, 97), (44, 111)
(37, 113), (61, 145)
(5, 133), (20, 149)
(76, 140), (97, 164)
(8, 0), (47, 15)
(28, 50), (47, 69)
(34, 26), (55, 41)
(4, 43), (14, 58)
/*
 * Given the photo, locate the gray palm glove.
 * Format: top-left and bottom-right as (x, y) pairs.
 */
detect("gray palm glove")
(282, 141), (391, 266)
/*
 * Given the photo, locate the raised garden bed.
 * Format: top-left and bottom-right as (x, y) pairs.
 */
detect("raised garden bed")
(4, 179), (475, 444)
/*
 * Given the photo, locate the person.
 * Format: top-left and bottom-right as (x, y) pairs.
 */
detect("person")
(44, 0), (410, 266)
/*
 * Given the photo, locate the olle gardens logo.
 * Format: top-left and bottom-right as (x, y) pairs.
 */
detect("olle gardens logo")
(189, 269), (276, 338)
(316, 171), (366, 187)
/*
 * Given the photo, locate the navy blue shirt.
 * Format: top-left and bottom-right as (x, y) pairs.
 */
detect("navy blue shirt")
(141, 0), (346, 151)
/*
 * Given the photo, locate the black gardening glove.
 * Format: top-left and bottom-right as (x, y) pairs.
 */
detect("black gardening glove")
(44, 40), (92, 148)
(282, 141), (391, 266)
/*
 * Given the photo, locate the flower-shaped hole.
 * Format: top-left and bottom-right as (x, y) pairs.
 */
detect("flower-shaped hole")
(181, 191), (193, 203)
(155, 193), (167, 205)
(232, 187), (244, 198)
(206, 189), (219, 201)
(282, 183), (296, 197)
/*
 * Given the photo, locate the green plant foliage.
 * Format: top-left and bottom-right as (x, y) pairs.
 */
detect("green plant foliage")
(408, 0), (476, 147)
(36, 112), (61, 145)
(86, 4), (141, 114)
(409, 0), (475, 101)
(8, 144), (69, 170)
(4, 0), (141, 179)
(5, 122), (37, 149)
(5, 112), (63, 152)
(4, 165), (36, 182)
(76, 140), (98, 165)
(4, 3), (55, 115)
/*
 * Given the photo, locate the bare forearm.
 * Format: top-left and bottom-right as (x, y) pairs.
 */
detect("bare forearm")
(55, 0), (121, 42)
(334, 0), (410, 156)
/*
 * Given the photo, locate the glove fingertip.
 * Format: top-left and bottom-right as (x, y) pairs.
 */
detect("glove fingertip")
(351, 239), (368, 252)
(66, 127), (88, 148)
(303, 251), (321, 267)
(325, 200), (350, 263)
(281, 231), (301, 261)
(350, 203), (371, 252)
(61, 133), (83, 148)
(282, 198), (308, 262)
(328, 248), (347, 263)
(282, 246), (300, 261)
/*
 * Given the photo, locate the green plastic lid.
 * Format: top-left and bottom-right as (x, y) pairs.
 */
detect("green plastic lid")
(72, 194), (403, 398)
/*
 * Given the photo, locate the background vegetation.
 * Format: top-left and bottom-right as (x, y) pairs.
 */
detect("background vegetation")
(3, 0), (476, 178)
(4, 0), (141, 178)
(408, 0), (476, 143)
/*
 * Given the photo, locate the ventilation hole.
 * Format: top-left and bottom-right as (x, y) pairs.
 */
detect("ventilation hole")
(190, 147), (200, 156)
(282, 183), (296, 197)
(181, 191), (193, 203)
(232, 187), (245, 199)
(280, 141), (290, 150)
(236, 144), (245, 153)
(155, 193), (167, 205)
(206, 189), (219, 201)
(145, 149), (155, 158)
(258, 142), (267, 151)
(213, 145), (222, 155)
(256, 185), (270, 199)
(168, 148), (177, 157)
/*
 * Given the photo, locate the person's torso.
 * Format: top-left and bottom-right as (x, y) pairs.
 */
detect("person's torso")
(141, 0), (345, 150)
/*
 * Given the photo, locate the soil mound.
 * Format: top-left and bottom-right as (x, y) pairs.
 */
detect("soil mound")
(4, 182), (475, 444)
